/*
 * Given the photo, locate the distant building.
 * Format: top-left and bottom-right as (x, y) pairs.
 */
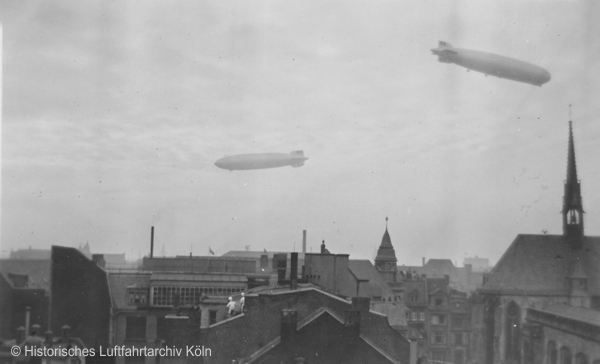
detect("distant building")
(9, 248), (51, 260)
(478, 121), (600, 364)
(463, 256), (491, 272)
(401, 273), (471, 363)
(399, 258), (485, 294)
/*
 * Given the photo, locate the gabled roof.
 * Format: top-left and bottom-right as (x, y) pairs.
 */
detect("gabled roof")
(245, 308), (401, 364)
(0, 259), (51, 290)
(349, 260), (394, 298)
(480, 234), (600, 295)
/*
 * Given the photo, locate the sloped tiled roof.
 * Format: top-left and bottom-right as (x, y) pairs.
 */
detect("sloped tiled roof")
(424, 259), (456, 276)
(481, 234), (600, 295)
(0, 259), (51, 290)
(375, 228), (397, 262)
(536, 303), (600, 327)
(349, 260), (394, 298)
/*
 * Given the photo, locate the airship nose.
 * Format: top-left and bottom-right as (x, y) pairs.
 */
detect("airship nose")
(541, 70), (551, 84)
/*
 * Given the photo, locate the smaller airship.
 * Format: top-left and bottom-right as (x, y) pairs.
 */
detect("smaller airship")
(431, 41), (551, 86)
(215, 151), (309, 171)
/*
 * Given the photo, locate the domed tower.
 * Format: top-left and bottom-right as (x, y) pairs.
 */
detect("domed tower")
(375, 217), (398, 283)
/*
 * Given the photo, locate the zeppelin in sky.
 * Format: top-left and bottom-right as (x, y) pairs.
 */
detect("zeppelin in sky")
(431, 41), (551, 86)
(215, 151), (309, 171)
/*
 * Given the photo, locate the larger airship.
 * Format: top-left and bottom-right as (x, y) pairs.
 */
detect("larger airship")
(215, 151), (308, 171)
(431, 41), (551, 86)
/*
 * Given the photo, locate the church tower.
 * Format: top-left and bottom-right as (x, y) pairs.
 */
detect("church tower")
(562, 120), (584, 248)
(375, 217), (398, 283)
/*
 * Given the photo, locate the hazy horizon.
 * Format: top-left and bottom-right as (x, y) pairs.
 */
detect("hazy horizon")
(2, 1), (600, 267)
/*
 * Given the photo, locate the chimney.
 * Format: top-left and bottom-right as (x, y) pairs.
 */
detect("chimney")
(62, 325), (71, 342)
(302, 230), (306, 253)
(150, 226), (155, 258)
(45, 330), (54, 345)
(344, 310), (361, 338)
(351, 297), (370, 313)
(31, 324), (41, 336)
(16, 326), (26, 343)
(290, 253), (298, 290)
(280, 309), (298, 342)
(25, 306), (31, 335)
(422, 257), (425, 266)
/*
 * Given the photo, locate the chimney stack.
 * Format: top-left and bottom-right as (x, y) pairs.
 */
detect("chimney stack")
(302, 230), (306, 253)
(290, 253), (298, 290)
(150, 226), (155, 258)
(25, 306), (31, 335)
(344, 310), (361, 338)
(281, 309), (298, 342)
(351, 297), (370, 313)
(61, 325), (71, 342)
(422, 257), (425, 266)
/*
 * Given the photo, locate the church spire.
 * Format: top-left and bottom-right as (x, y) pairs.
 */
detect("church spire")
(562, 115), (584, 246)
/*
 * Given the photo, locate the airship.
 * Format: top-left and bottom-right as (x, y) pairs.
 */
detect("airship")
(214, 151), (309, 171)
(431, 41), (551, 86)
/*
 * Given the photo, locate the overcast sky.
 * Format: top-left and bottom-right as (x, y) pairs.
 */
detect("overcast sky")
(2, 1), (600, 266)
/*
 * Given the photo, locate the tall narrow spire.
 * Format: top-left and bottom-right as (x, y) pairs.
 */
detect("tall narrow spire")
(562, 116), (584, 246)
(566, 120), (578, 185)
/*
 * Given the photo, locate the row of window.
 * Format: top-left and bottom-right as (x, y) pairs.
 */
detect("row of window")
(547, 341), (597, 364)
(152, 286), (245, 306)
(126, 286), (245, 306)
(406, 311), (425, 321)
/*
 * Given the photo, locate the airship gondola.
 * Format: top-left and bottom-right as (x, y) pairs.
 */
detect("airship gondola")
(215, 151), (308, 171)
(431, 41), (551, 86)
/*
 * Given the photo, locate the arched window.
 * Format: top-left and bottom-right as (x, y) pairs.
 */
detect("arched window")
(410, 290), (419, 303)
(560, 346), (572, 364)
(547, 341), (557, 364)
(505, 301), (521, 363)
(568, 209), (580, 224)
(575, 353), (587, 364)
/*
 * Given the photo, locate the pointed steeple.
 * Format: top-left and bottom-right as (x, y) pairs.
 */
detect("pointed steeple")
(562, 117), (584, 247)
(375, 217), (397, 283)
(565, 120), (578, 185)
